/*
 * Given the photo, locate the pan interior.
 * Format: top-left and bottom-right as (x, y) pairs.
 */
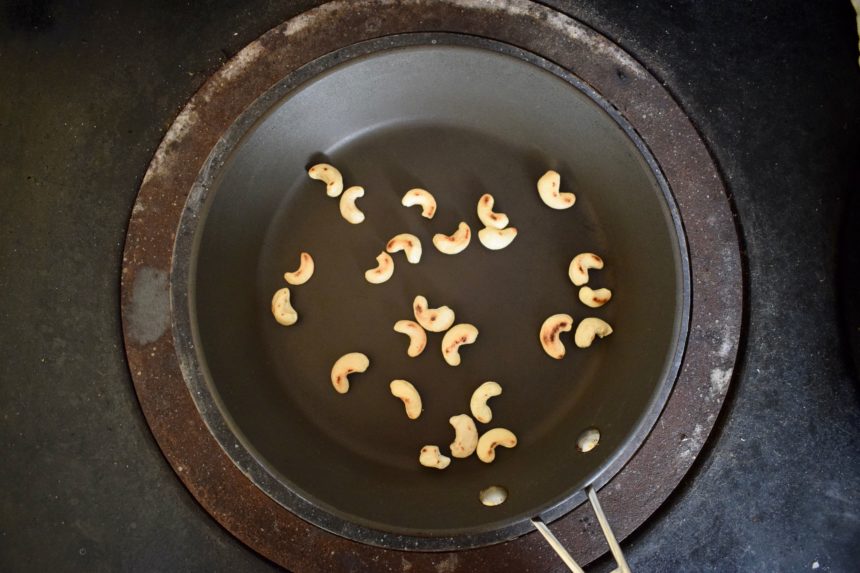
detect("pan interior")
(187, 43), (686, 541)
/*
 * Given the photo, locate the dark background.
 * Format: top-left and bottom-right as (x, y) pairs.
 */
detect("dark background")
(1, 1), (858, 571)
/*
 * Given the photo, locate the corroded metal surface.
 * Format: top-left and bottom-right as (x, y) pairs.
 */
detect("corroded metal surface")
(120, 0), (742, 570)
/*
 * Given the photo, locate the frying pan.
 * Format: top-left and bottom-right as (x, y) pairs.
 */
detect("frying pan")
(171, 34), (689, 552)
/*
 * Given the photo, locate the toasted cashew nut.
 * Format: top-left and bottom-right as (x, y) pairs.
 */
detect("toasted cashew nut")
(401, 188), (437, 219)
(477, 428), (518, 463)
(537, 170), (575, 209)
(478, 227), (518, 250)
(569, 253), (604, 286)
(271, 288), (298, 326)
(393, 320), (427, 357)
(283, 252), (314, 285)
(307, 163), (343, 197)
(339, 186), (365, 224)
(579, 286), (612, 308)
(419, 445), (451, 469)
(330, 352), (369, 394)
(441, 323), (479, 366)
(540, 313), (573, 359)
(365, 252), (394, 284)
(433, 222), (471, 255)
(449, 414), (478, 458)
(574, 318), (613, 348)
(412, 295), (455, 332)
(476, 194), (510, 229)
(470, 381), (502, 424)
(386, 233), (422, 264)
(390, 379), (423, 419)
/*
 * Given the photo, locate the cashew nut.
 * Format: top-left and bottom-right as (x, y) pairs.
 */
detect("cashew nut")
(441, 323), (479, 366)
(330, 352), (370, 394)
(574, 317), (613, 348)
(271, 288), (298, 326)
(577, 428), (601, 452)
(568, 253), (604, 286)
(412, 295), (455, 332)
(470, 381), (502, 424)
(386, 233), (422, 264)
(476, 194), (509, 229)
(307, 163), (343, 197)
(476, 428), (517, 463)
(393, 320), (427, 357)
(478, 227), (518, 250)
(390, 379), (423, 419)
(339, 186), (365, 224)
(537, 170), (575, 209)
(432, 222), (471, 255)
(283, 252), (314, 285)
(401, 188), (437, 219)
(540, 313), (573, 359)
(449, 414), (478, 458)
(419, 445), (451, 469)
(579, 286), (612, 308)
(365, 252), (394, 284)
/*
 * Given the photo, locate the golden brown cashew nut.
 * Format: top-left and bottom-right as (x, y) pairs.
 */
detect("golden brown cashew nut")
(419, 445), (451, 469)
(330, 352), (369, 394)
(412, 295), (455, 332)
(478, 227), (518, 250)
(476, 194), (510, 229)
(393, 320), (427, 357)
(386, 233), (422, 264)
(307, 163), (343, 197)
(449, 414), (478, 458)
(432, 222), (471, 255)
(539, 313), (573, 359)
(441, 324), (479, 366)
(365, 252), (394, 284)
(389, 379), (423, 419)
(574, 318), (613, 348)
(339, 186), (365, 224)
(569, 253), (604, 286)
(271, 288), (298, 326)
(578, 286), (612, 308)
(537, 170), (575, 209)
(470, 381), (502, 424)
(477, 428), (518, 463)
(283, 252), (314, 285)
(401, 188), (437, 219)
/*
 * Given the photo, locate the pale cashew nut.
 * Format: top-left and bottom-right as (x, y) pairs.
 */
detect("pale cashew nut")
(441, 323), (479, 367)
(432, 222), (471, 255)
(283, 252), (314, 285)
(540, 313), (573, 359)
(271, 288), (298, 326)
(470, 381), (502, 424)
(339, 186), (366, 224)
(569, 253), (604, 286)
(419, 445), (451, 469)
(401, 188), (437, 219)
(389, 379), (423, 419)
(412, 295), (455, 332)
(476, 194), (510, 229)
(579, 286), (612, 308)
(449, 414), (478, 458)
(477, 428), (518, 463)
(478, 227), (518, 250)
(574, 317), (613, 348)
(365, 252), (394, 284)
(307, 163), (343, 197)
(537, 170), (575, 209)
(386, 233), (422, 264)
(393, 320), (427, 357)
(330, 352), (370, 394)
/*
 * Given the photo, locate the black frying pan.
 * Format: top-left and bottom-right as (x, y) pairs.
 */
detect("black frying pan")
(174, 37), (688, 550)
